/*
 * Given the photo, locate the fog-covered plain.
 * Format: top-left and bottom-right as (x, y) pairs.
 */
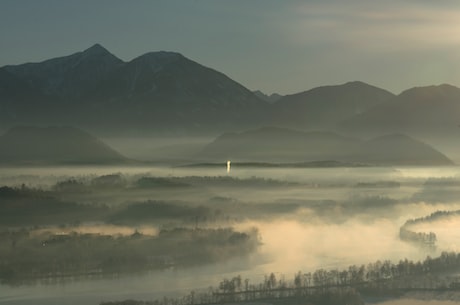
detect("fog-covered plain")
(2, 165), (460, 304)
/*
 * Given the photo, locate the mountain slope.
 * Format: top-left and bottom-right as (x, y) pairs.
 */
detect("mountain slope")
(271, 81), (395, 130)
(341, 84), (460, 137)
(201, 127), (452, 165)
(0, 126), (127, 164)
(253, 90), (283, 103)
(4, 44), (124, 100)
(0, 44), (268, 133)
(0, 69), (58, 123)
(356, 134), (453, 165)
(88, 51), (267, 128)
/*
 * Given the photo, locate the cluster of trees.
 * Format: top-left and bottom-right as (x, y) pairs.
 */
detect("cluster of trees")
(397, 209), (460, 247)
(0, 181), (230, 227)
(412, 178), (460, 203)
(101, 252), (460, 305)
(354, 181), (400, 188)
(54, 174), (299, 191)
(139, 175), (298, 188)
(108, 201), (220, 225)
(0, 227), (260, 284)
(405, 210), (460, 225)
(399, 226), (436, 247)
(0, 185), (106, 226)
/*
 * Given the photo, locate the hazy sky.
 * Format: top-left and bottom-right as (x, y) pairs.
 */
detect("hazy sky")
(1, 0), (460, 95)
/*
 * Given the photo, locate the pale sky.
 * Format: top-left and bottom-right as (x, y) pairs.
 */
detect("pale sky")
(1, 0), (460, 95)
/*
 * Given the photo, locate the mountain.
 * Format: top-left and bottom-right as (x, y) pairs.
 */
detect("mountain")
(3, 44), (124, 101)
(201, 127), (453, 166)
(341, 84), (460, 138)
(354, 134), (453, 166)
(0, 69), (58, 124)
(271, 81), (395, 130)
(253, 90), (283, 103)
(0, 126), (127, 164)
(0, 44), (268, 134)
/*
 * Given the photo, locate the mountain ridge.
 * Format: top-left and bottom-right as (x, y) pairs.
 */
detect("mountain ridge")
(271, 81), (395, 130)
(201, 126), (453, 166)
(0, 44), (268, 134)
(340, 84), (460, 138)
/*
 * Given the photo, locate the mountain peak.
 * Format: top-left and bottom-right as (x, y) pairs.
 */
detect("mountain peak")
(399, 83), (460, 100)
(134, 51), (184, 63)
(82, 43), (112, 57)
(127, 51), (187, 73)
(343, 81), (370, 87)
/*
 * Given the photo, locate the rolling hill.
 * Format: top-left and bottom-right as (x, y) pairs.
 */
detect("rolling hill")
(201, 127), (453, 166)
(341, 84), (460, 137)
(0, 126), (127, 164)
(271, 81), (395, 130)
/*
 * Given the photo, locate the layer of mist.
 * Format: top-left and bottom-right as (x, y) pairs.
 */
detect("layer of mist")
(2, 165), (460, 305)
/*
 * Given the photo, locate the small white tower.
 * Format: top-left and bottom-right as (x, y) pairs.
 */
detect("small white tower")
(227, 160), (231, 173)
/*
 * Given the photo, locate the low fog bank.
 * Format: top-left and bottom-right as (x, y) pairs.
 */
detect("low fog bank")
(2, 166), (460, 304)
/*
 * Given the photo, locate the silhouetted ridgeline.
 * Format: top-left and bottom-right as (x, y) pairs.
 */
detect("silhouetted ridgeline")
(3, 44), (460, 150)
(100, 252), (460, 305)
(272, 81), (394, 130)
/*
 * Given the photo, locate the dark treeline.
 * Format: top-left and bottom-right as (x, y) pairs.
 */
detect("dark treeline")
(399, 218), (436, 248)
(135, 176), (299, 188)
(108, 201), (221, 225)
(412, 177), (460, 203)
(101, 252), (460, 305)
(0, 227), (260, 284)
(399, 226), (436, 248)
(0, 185), (107, 226)
(398, 209), (460, 247)
(53, 174), (300, 191)
(353, 181), (400, 188)
(0, 180), (409, 229)
(405, 210), (460, 225)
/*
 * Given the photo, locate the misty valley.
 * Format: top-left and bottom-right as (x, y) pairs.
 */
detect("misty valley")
(3, 42), (460, 305)
(2, 165), (460, 305)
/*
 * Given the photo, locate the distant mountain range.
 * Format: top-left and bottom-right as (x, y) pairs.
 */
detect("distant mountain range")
(0, 126), (127, 165)
(201, 127), (453, 166)
(0, 44), (460, 137)
(1, 44), (460, 161)
(0, 125), (449, 166)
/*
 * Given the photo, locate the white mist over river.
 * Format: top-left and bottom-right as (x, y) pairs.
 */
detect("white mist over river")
(2, 166), (460, 305)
